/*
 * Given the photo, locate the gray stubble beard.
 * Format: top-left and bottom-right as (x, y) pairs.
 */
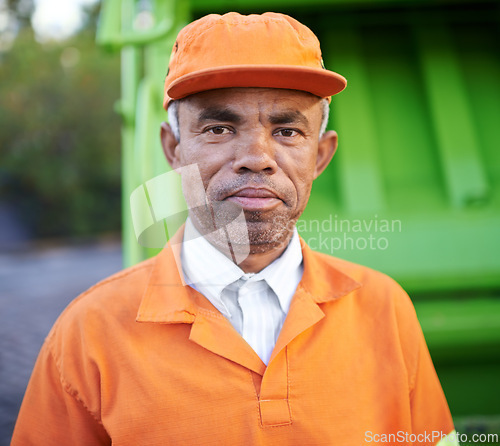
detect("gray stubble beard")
(189, 201), (296, 261)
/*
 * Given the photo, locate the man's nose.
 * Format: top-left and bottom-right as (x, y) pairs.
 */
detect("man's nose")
(232, 130), (278, 174)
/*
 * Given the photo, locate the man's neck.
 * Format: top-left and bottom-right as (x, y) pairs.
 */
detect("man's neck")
(235, 241), (290, 273)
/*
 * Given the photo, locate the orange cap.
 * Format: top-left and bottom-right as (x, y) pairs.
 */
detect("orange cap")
(163, 12), (346, 109)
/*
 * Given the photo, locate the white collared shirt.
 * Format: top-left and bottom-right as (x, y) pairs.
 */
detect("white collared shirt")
(181, 218), (303, 364)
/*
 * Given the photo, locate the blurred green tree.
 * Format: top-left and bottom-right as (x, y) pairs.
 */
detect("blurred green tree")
(5, 0), (34, 26)
(0, 18), (122, 238)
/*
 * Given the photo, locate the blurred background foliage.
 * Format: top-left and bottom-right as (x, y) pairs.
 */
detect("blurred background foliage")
(0, 0), (121, 239)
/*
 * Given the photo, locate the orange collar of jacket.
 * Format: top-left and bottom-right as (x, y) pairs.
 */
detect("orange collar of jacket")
(137, 228), (361, 325)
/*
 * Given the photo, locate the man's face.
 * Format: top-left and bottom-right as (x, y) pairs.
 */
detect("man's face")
(163, 87), (337, 256)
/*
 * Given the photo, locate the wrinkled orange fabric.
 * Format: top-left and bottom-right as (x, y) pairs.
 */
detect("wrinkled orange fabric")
(12, 235), (454, 445)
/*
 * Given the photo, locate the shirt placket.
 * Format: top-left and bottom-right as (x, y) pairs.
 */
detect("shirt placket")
(257, 287), (327, 427)
(238, 279), (277, 365)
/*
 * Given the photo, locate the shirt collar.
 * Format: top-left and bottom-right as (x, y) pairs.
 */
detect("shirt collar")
(249, 229), (303, 314)
(136, 225), (362, 324)
(181, 218), (303, 316)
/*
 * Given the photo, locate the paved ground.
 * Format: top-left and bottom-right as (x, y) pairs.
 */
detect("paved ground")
(0, 241), (122, 445)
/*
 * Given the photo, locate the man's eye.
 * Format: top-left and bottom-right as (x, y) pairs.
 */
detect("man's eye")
(275, 128), (299, 137)
(206, 126), (231, 135)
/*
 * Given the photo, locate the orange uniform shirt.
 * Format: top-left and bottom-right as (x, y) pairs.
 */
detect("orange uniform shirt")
(12, 237), (454, 445)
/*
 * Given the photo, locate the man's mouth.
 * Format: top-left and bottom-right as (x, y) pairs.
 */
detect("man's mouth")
(225, 187), (282, 211)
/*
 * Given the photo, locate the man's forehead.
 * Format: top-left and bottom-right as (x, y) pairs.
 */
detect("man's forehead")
(180, 87), (323, 119)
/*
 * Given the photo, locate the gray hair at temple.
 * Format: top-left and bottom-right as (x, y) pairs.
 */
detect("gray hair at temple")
(167, 98), (331, 142)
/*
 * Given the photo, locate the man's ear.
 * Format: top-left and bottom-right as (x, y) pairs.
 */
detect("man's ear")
(160, 122), (181, 169)
(314, 130), (338, 179)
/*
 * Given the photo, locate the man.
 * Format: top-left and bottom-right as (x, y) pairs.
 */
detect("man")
(12, 12), (457, 445)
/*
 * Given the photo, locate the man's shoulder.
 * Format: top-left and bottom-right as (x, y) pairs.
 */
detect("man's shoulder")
(309, 248), (405, 294)
(307, 247), (418, 318)
(77, 256), (155, 304)
(309, 249), (422, 347)
(48, 256), (157, 337)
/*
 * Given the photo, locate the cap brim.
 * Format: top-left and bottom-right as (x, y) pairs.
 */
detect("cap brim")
(164, 65), (347, 108)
